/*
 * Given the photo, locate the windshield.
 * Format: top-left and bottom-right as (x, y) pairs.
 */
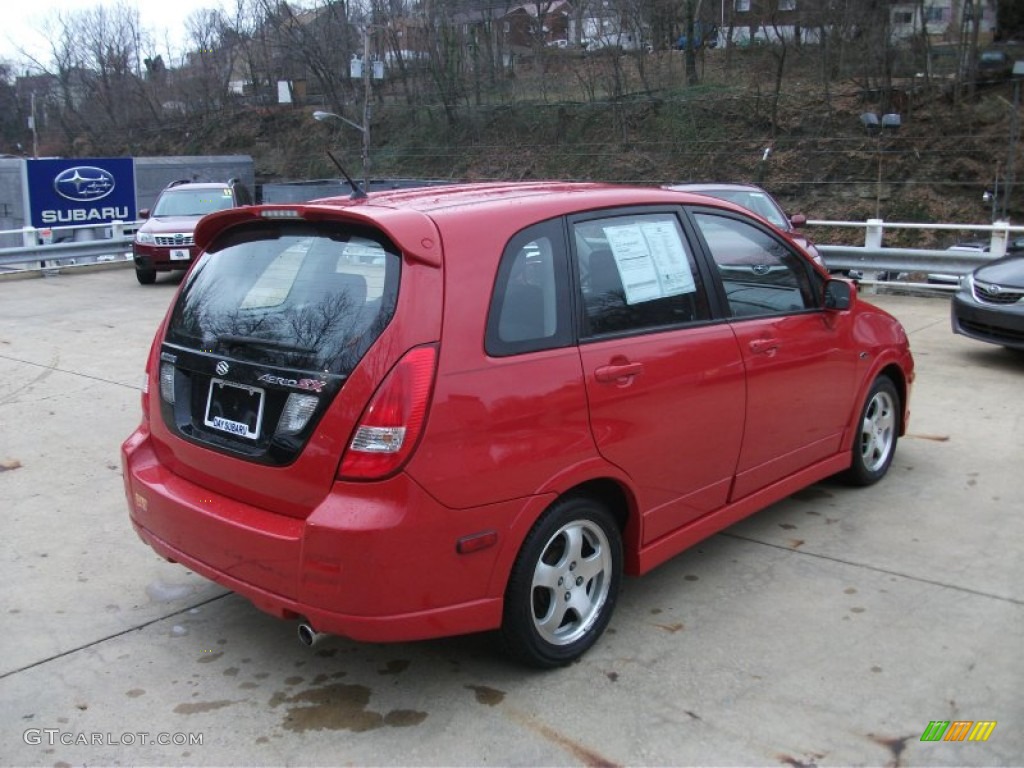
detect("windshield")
(701, 190), (789, 230)
(165, 222), (400, 374)
(154, 187), (236, 217)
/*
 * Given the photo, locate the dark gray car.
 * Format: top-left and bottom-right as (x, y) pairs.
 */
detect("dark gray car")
(952, 255), (1024, 351)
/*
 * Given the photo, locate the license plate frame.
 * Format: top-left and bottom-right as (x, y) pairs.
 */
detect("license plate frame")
(204, 378), (265, 440)
(169, 248), (190, 261)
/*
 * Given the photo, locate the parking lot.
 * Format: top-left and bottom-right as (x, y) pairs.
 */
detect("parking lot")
(1, 266), (1021, 766)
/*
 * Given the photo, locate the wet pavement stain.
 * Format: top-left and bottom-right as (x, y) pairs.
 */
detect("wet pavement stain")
(777, 752), (825, 768)
(284, 676), (304, 686)
(378, 659), (411, 675)
(196, 652), (223, 664)
(223, 667), (240, 677)
(466, 685), (505, 706)
(779, 523), (798, 530)
(507, 707), (620, 768)
(788, 539), (805, 549)
(605, 672), (619, 682)
(384, 710), (428, 727)
(269, 683), (427, 733)
(238, 682), (259, 690)
(684, 574), (699, 581)
(125, 689), (145, 698)
(173, 700), (235, 715)
(843, 587), (857, 595)
(869, 734), (913, 768)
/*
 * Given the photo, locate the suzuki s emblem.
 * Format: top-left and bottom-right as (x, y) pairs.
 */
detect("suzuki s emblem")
(53, 166), (116, 202)
(216, 361), (230, 376)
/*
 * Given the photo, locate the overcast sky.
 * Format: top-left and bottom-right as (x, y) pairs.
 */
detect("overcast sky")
(4, 0), (225, 70)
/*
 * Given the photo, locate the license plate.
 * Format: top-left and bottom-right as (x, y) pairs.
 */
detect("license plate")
(169, 248), (190, 261)
(204, 379), (265, 440)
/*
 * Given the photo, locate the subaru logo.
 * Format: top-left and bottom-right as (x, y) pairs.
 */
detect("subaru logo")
(53, 166), (116, 202)
(751, 264), (771, 276)
(989, 284), (1002, 295)
(216, 361), (230, 376)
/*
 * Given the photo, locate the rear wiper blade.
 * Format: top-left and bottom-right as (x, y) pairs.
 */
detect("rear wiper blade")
(217, 334), (315, 353)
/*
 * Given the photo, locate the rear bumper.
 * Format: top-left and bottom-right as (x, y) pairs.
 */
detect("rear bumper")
(121, 428), (507, 642)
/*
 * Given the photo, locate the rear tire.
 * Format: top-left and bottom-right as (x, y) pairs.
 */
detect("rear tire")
(135, 268), (156, 285)
(500, 496), (622, 668)
(843, 375), (899, 486)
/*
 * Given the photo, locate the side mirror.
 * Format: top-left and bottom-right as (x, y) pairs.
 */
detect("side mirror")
(139, 208), (151, 219)
(824, 278), (852, 311)
(789, 213), (807, 228)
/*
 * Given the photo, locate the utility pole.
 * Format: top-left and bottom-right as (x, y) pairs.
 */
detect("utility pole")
(684, 0), (698, 86)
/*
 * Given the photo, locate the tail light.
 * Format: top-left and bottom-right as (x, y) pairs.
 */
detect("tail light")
(339, 344), (438, 480)
(140, 370), (151, 423)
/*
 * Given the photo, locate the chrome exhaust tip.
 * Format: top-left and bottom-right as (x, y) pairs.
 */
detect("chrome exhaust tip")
(297, 622), (323, 647)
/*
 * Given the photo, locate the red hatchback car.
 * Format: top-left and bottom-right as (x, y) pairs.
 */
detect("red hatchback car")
(122, 182), (914, 667)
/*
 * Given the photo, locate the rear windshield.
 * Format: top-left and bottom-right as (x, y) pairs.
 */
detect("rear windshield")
(165, 222), (399, 373)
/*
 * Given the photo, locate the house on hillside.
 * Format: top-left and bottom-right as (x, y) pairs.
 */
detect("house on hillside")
(718, 0), (999, 47)
(502, 1), (571, 49)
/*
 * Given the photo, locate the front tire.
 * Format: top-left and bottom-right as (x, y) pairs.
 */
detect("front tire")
(500, 496), (622, 668)
(135, 268), (156, 285)
(843, 375), (899, 486)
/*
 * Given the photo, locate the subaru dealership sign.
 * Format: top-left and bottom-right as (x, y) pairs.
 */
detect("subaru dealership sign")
(25, 158), (136, 228)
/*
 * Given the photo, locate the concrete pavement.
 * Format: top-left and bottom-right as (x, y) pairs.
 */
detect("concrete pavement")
(0, 269), (1021, 766)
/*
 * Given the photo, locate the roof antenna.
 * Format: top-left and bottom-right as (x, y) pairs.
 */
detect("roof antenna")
(326, 150), (367, 200)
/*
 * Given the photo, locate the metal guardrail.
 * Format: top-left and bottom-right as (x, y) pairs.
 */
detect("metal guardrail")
(816, 245), (996, 276)
(0, 221), (137, 270)
(1, 216), (1022, 277)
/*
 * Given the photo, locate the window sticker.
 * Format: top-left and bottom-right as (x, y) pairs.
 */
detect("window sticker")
(603, 220), (696, 304)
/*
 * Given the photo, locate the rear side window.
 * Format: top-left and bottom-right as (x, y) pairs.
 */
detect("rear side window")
(574, 212), (710, 336)
(166, 222), (398, 374)
(486, 220), (572, 357)
(694, 212), (819, 318)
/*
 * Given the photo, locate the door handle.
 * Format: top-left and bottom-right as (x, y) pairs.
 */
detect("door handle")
(749, 338), (780, 355)
(595, 362), (645, 383)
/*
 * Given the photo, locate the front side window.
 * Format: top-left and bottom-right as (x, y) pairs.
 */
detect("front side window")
(694, 212), (819, 319)
(166, 222), (399, 374)
(574, 212), (710, 336)
(735, 0), (751, 12)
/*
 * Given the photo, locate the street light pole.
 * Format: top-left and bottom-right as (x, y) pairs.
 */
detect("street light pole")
(361, 30), (371, 190)
(1002, 60), (1024, 220)
(312, 108), (369, 191)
